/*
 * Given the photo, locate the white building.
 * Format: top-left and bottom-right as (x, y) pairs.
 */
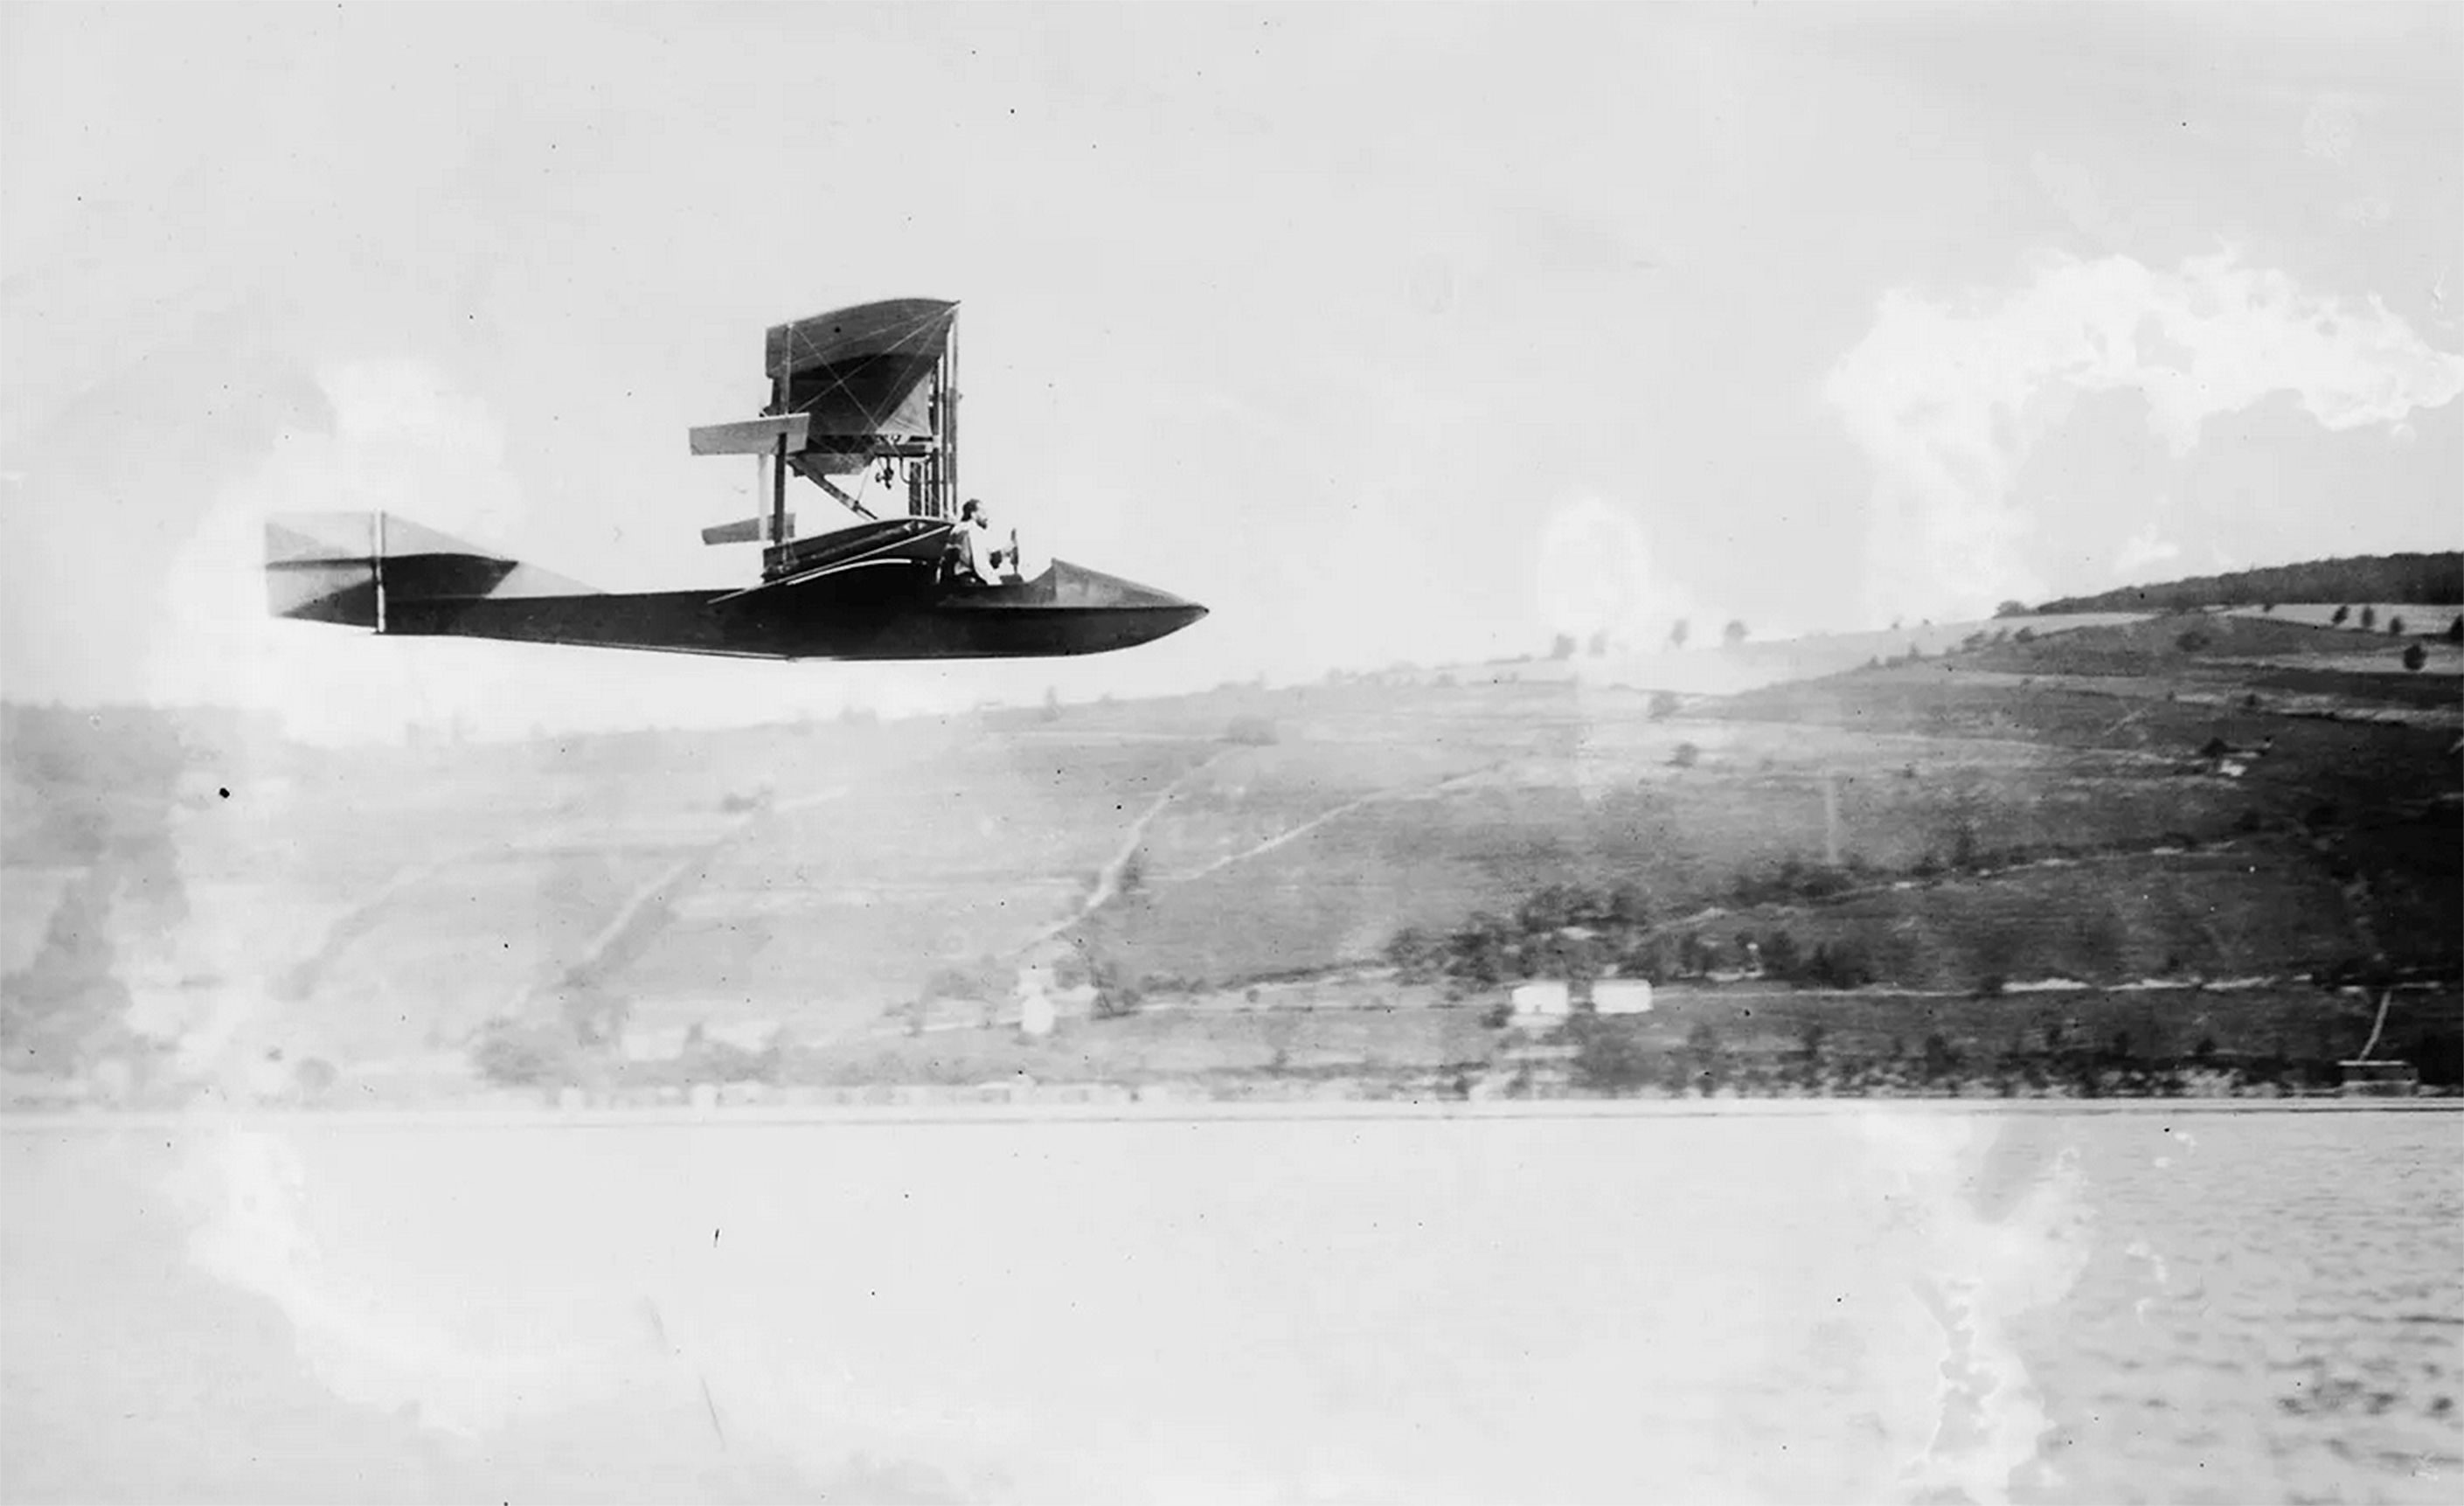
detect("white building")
(1510, 981), (1571, 1017)
(1593, 980), (1655, 1016)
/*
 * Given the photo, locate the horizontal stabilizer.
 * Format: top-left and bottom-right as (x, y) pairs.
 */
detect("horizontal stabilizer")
(267, 512), (595, 630)
(701, 513), (795, 545)
(689, 414), (811, 456)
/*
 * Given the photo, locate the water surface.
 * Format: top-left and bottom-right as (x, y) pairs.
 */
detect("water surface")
(3, 1107), (2456, 1503)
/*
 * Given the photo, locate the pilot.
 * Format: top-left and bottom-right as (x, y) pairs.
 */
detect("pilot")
(956, 498), (1014, 585)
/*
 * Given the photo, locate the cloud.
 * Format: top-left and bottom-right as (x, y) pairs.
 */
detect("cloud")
(1824, 249), (2464, 621)
(2112, 523), (2183, 579)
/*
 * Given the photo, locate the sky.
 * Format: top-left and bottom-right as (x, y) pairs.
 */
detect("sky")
(4, 3), (2460, 741)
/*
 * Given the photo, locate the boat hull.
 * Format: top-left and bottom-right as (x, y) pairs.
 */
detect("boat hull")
(374, 562), (1206, 661)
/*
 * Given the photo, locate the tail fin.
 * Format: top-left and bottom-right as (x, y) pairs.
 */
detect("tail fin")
(265, 513), (546, 629)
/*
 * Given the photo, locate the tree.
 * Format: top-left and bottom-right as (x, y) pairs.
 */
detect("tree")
(1757, 928), (1802, 981)
(2360, 606), (2377, 630)
(1669, 741), (1699, 768)
(2448, 616), (2464, 644)
(2403, 642), (2428, 672)
(1647, 691), (1681, 720)
(2332, 605), (2350, 626)
(1586, 629), (1609, 657)
(1449, 912), (1519, 987)
(1385, 927), (1447, 982)
(1794, 1024), (1829, 1087)
(1607, 882), (1652, 929)
(1549, 632), (1578, 661)
(1994, 600), (2030, 619)
(2388, 615), (2406, 636)
(1666, 619), (1690, 650)
(1722, 620), (1748, 647)
(1919, 1032), (1962, 1084)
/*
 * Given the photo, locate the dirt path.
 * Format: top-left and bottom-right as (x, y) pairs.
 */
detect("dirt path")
(1020, 753), (1232, 947)
(1162, 763), (1502, 890)
(504, 788), (850, 1016)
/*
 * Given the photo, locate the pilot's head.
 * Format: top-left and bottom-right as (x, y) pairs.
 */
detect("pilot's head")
(961, 498), (985, 524)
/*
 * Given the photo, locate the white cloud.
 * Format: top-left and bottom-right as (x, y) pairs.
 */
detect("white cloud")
(1824, 249), (2464, 621)
(2112, 524), (2182, 579)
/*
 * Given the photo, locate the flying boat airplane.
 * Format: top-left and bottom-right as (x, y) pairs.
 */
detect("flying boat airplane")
(266, 299), (1205, 659)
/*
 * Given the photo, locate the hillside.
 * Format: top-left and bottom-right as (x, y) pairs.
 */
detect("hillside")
(2036, 552), (2461, 614)
(3, 598), (2458, 1104)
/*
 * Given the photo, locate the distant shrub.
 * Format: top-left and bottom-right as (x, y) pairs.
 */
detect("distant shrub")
(2403, 642), (2428, 672)
(2260, 602), (2276, 614)
(1647, 691), (1681, 720)
(2012, 627), (2037, 644)
(2388, 615), (2406, 636)
(1919, 1032), (1962, 1083)
(2175, 629), (2211, 652)
(2360, 606), (2378, 629)
(1549, 633), (1577, 661)
(470, 1019), (577, 1086)
(1801, 940), (1877, 989)
(2449, 616), (2463, 644)
(1994, 600), (2030, 619)
(1669, 742), (1700, 768)
(1223, 715), (1278, 746)
(1723, 620), (1749, 647)
(1385, 927), (1447, 983)
(1973, 973), (2008, 999)
(2331, 605), (2351, 626)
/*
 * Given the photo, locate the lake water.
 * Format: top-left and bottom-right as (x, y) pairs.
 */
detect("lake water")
(3, 1105), (2458, 1503)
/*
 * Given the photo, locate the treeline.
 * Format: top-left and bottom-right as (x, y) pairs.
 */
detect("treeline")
(1557, 1010), (2463, 1097)
(2036, 552), (2462, 614)
(1385, 873), (1894, 992)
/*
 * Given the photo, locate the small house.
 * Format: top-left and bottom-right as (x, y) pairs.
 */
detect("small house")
(1511, 981), (1571, 1017)
(1593, 980), (1655, 1016)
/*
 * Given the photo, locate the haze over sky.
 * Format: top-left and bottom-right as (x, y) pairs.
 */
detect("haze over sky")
(5, 4), (2460, 741)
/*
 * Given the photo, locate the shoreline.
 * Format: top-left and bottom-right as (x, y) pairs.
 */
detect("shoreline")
(6, 1094), (2456, 1134)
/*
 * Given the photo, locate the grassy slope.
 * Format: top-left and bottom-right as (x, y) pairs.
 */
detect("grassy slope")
(4, 595), (2457, 1091)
